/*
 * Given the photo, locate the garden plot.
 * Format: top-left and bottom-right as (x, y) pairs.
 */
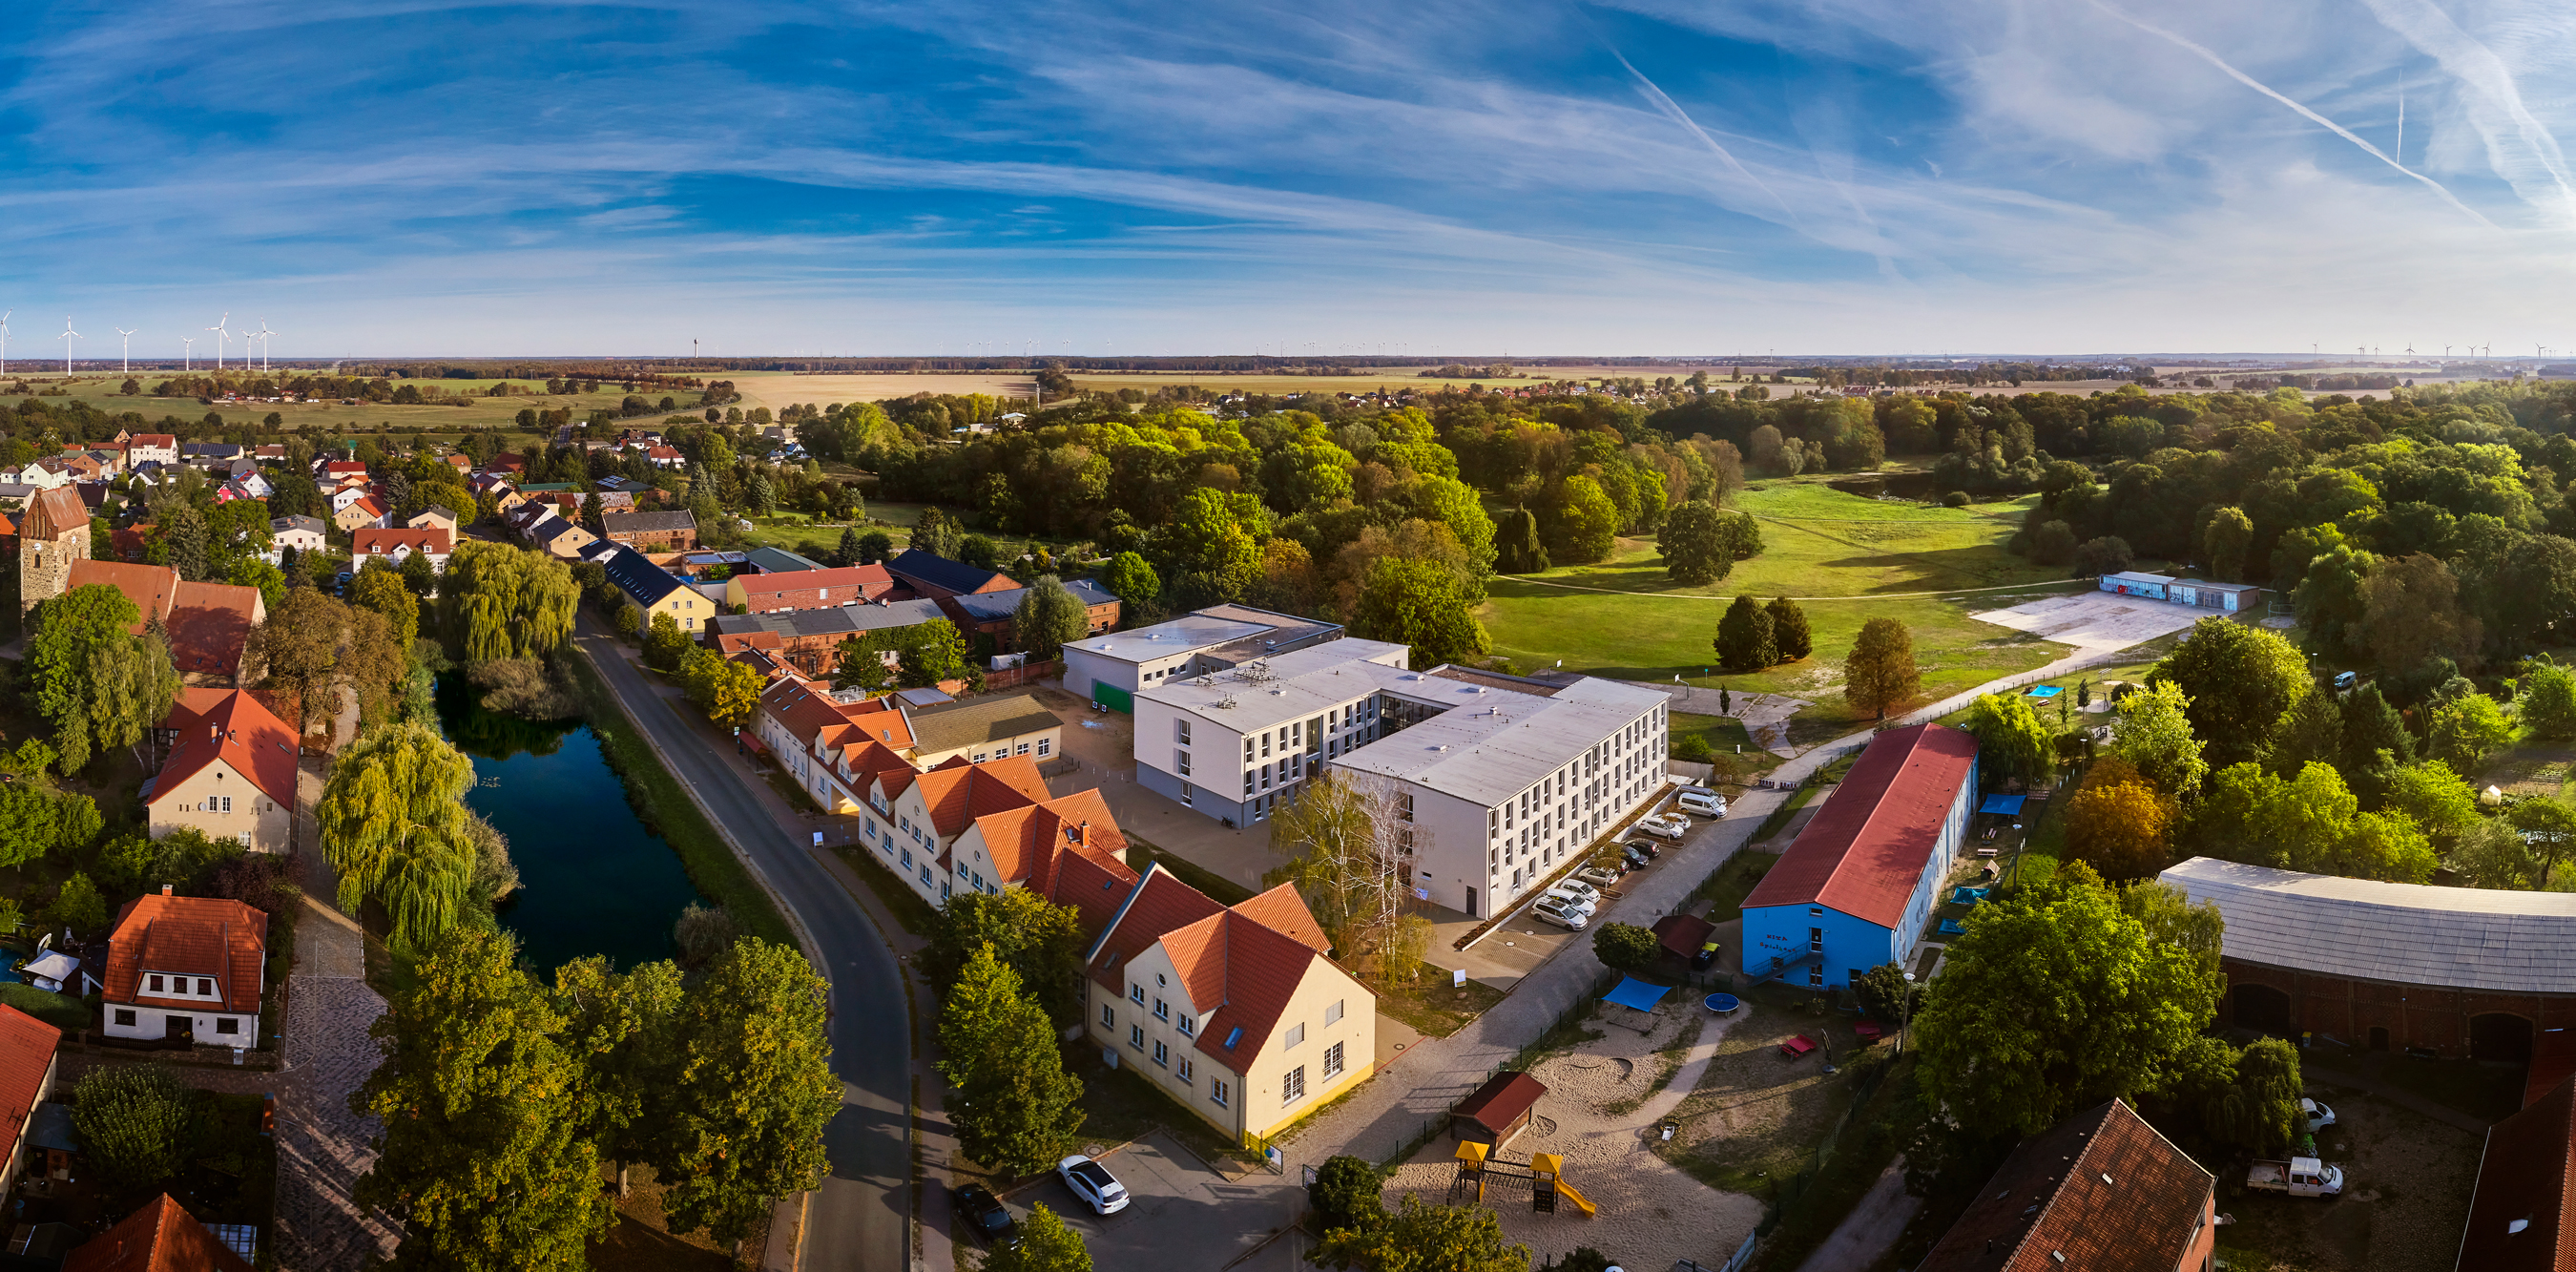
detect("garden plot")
(1382, 1004), (1761, 1272)
(1970, 592), (2206, 655)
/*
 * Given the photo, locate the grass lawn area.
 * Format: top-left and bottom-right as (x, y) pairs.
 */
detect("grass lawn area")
(1378, 964), (1507, 1039)
(0, 983), (88, 1031)
(1690, 850), (1780, 925)
(1672, 713), (1783, 782)
(1734, 479), (2038, 525)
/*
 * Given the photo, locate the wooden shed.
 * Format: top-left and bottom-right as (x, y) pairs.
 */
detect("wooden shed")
(1652, 913), (1715, 963)
(1451, 1072), (1548, 1148)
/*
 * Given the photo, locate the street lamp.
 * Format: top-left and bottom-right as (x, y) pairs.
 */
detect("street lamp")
(1898, 971), (1918, 1057)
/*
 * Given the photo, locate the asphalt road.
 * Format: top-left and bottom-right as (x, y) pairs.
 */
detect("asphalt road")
(577, 622), (909, 1271)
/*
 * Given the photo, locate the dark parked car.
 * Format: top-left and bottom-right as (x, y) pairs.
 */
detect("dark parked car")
(1691, 942), (1719, 971)
(953, 1182), (1017, 1248)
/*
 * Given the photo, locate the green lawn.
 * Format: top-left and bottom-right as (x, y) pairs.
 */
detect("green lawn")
(1735, 480), (2037, 525)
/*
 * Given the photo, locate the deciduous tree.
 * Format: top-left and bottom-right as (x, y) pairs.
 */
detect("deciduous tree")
(1963, 693), (2056, 789)
(2520, 663), (2576, 740)
(925, 887), (1088, 1027)
(2360, 553), (2482, 674)
(2149, 619), (2307, 770)
(1714, 594), (1776, 672)
(72, 1065), (192, 1189)
(1767, 595), (1812, 660)
(1590, 922), (1657, 971)
(317, 721), (483, 947)
(1013, 576), (1091, 661)
(2062, 759), (2172, 880)
(440, 541), (578, 663)
(652, 939), (838, 1246)
(1312, 1195), (1531, 1272)
(28, 583), (179, 773)
(2425, 691), (2515, 774)
(1843, 618), (1919, 721)
(937, 944), (1085, 1177)
(1655, 501), (1731, 585)
(1352, 557), (1489, 669)
(2111, 679), (2207, 799)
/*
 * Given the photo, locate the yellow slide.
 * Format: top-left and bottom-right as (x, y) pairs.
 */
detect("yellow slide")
(1552, 1180), (1598, 1217)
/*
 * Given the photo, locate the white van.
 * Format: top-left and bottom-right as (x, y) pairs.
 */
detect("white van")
(1677, 789), (1728, 818)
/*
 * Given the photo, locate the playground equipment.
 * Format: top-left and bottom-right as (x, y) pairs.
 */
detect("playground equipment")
(1451, 1141), (1597, 1217)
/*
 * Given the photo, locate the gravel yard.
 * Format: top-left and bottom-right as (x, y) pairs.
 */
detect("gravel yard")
(1382, 1002), (1763, 1272)
(2212, 1082), (2480, 1272)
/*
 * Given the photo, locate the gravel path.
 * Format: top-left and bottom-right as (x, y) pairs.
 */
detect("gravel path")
(1381, 1007), (1762, 1272)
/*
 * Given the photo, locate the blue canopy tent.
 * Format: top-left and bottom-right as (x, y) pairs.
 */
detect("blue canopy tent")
(1978, 794), (2026, 816)
(2026, 684), (2063, 699)
(1601, 976), (1675, 1031)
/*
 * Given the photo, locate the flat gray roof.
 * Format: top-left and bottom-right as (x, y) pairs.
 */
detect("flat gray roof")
(2160, 856), (2576, 995)
(1067, 613), (1274, 663)
(1134, 639), (1412, 730)
(1333, 675), (1667, 808)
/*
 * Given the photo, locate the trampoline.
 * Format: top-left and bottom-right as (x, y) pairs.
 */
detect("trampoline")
(1705, 993), (1740, 1014)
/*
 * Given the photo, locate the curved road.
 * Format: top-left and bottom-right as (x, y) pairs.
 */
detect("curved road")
(577, 623), (909, 1271)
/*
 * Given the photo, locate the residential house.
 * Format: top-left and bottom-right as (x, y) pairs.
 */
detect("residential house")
(708, 598), (946, 675)
(182, 443), (246, 464)
(884, 549), (1019, 600)
(102, 890), (269, 1047)
(845, 750), (1131, 909)
(331, 495), (390, 532)
(220, 471), (273, 501)
(255, 444), (288, 463)
(644, 445), (684, 469)
(62, 1194), (257, 1272)
(727, 563), (894, 614)
(1062, 604), (1346, 709)
(145, 689), (298, 852)
(1084, 865), (1375, 1143)
(754, 677), (917, 804)
(602, 546), (713, 632)
(0, 461), (72, 490)
(351, 527), (452, 573)
(65, 559), (265, 684)
(941, 578), (1119, 650)
(124, 434), (180, 467)
(600, 510), (698, 552)
(485, 451), (529, 476)
(503, 503), (598, 560)
(904, 692), (1062, 767)
(1915, 1098), (2216, 1272)
(317, 460), (369, 483)
(1739, 723), (1978, 991)
(0, 1004), (59, 1200)
(268, 515), (328, 561)
(408, 505), (460, 536)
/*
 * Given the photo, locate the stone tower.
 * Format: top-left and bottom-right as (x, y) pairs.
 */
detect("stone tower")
(19, 487), (90, 617)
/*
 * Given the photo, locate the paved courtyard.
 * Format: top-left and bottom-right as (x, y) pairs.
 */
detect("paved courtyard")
(1969, 591), (2209, 654)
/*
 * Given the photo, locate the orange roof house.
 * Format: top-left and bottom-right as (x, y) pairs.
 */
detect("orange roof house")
(62, 1194), (255, 1272)
(102, 893), (270, 1048)
(62, 560), (265, 684)
(1915, 1098), (2217, 1272)
(0, 1003), (61, 1200)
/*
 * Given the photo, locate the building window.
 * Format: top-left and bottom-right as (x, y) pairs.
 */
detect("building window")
(1212, 1080), (1230, 1108)
(220, 796), (232, 813)
(1177, 1058), (1193, 1084)
(1177, 719), (1192, 745)
(1809, 968), (1825, 989)
(1015, 742), (1030, 756)
(1285, 1021), (1305, 1049)
(197, 979), (213, 996)
(1810, 927), (1824, 953)
(1325, 999), (1344, 1026)
(1153, 998), (1169, 1021)
(972, 752), (988, 763)
(900, 847), (913, 867)
(1153, 1040), (1169, 1068)
(149, 975), (164, 993)
(1037, 739), (1051, 757)
(1176, 750), (1192, 777)
(1177, 1014), (1195, 1036)
(114, 1009), (135, 1027)
(1102, 1004), (1114, 1029)
(216, 1018), (239, 1034)
(1283, 1066), (1307, 1104)
(1132, 983), (1145, 1004)
(1131, 1024), (1145, 1050)
(1244, 774), (1256, 796)
(1323, 1041), (1344, 1078)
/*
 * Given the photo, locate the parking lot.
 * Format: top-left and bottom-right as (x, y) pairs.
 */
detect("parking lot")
(1455, 803), (1707, 978)
(992, 1131), (1298, 1270)
(1969, 591), (2209, 654)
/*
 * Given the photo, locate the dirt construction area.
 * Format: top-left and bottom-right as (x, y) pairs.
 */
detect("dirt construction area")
(2212, 1078), (2481, 1272)
(1971, 592), (2209, 655)
(1382, 1001), (1762, 1271)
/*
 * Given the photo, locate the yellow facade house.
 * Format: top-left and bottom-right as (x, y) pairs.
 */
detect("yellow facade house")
(1085, 866), (1375, 1144)
(147, 689), (298, 853)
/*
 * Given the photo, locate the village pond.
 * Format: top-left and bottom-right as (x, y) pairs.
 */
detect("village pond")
(434, 675), (706, 972)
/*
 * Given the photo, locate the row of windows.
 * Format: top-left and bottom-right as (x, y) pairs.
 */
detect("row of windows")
(111, 1008), (240, 1033)
(966, 738), (1051, 762)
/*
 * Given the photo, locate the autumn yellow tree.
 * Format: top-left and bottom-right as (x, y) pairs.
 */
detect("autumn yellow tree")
(2062, 758), (2174, 881)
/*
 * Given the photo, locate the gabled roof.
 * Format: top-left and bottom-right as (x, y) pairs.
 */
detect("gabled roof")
(904, 754), (1052, 838)
(63, 1194), (255, 1272)
(352, 527), (452, 557)
(1083, 868), (1343, 1064)
(0, 1004), (60, 1153)
(885, 549), (1008, 595)
(269, 514), (326, 536)
(2461, 1073), (2576, 1272)
(1916, 1099), (2212, 1272)
(68, 559), (176, 627)
(905, 692), (1062, 755)
(151, 689), (299, 809)
(169, 581), (262, 677)
(601, 510), (696, 534)
(735, 564), (889, 599)
(2161, 857), (2576, 995)
(601, 548), (687, 607)
(104, 894), (268, 1013)
(22, 486), (87, 541)
(1741, 723), (1979, 928)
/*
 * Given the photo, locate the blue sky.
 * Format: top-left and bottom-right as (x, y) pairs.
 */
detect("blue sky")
(4, 0), (2574, 357)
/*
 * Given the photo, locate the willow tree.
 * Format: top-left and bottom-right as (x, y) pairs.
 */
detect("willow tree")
(440, 541), (578, 663)
(317, 721), (483, 946)
(27, 583), (180, 773)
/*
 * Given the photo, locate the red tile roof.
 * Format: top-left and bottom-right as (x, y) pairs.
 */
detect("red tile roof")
(735, 564), (892, 598)
(67, 559), (177, 628)
(151, 690), (299, 810)
(1085, 867), (1345, 1065)
(0, 1004), (58, 1152)
(128, 433), (177, 450)
(351, 527), (451, 557)
(22, 487), (87, 541)
(1916, 1099), (2213, 1272)
(1088, 871), (1225, 993)
(1741, 723), (1979, 928)
(908, 754), (1051, 838)
(104, 895), (268, 1014)
(2462, 1074), (2576, 1272)
(62, 1194), (255, 1272)
(168, 581), (261, 677)
(968, 787), (1133, 898)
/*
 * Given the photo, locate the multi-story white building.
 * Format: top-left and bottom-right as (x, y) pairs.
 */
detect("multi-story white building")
(1333, 669), (1670, 922)
(1132, 639), (1415, 825)
(1061, 604), (1347, 711)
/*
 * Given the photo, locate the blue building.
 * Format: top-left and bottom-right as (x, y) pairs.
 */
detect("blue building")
(1740, 723), (1980, 990)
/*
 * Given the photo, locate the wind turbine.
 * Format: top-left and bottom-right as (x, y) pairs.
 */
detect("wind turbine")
(207, 313), (229, 372)
(115, 328), (135, 373)
(254, 320), (276, 371)
(0, 311), (9, 374)
(182, 337), (196, 370)
(58, 318), (78, 375)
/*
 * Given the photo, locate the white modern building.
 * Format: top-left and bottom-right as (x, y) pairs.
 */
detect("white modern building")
(1132, 638), (1415, 825)
(1132, 640), (1672, 921)
(1061, 604), (1347, 711)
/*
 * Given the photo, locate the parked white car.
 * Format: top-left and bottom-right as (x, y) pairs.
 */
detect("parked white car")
(1550, 879), (1604, 906)
(1532, 898), (1589, 930)
(1636, 813), (1689, 841)
(1575, 865), (1622, 890)
(1057, 1155), (1131, 1215)
(2302, 1097), (2337, 1132)
(1677, 789), (1728, 818)
(1542, 886), (1597, 917)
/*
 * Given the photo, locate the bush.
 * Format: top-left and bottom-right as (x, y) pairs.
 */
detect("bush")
(2027, 519), (2079, 566)
(1308, 1155), (1384, 1234)
(73, 1065), (193, 1189)
(1941, 490), (1970, 508)
(1672, 732), (1715, 762)
(1591, 922), (1659, 971)
(2074, 535), (2134, 577)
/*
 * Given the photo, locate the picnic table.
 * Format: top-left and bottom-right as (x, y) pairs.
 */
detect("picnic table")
(1779, 1035), (1818, 1060)
(1854, 1021), (1884, 1045)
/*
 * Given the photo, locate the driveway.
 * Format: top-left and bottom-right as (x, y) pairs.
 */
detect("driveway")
(1001, 1132), (1297, 1271)
(574, 620), (910, 1272)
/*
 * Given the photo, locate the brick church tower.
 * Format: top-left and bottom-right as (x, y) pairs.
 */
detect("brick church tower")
(19, 488), (90, 617)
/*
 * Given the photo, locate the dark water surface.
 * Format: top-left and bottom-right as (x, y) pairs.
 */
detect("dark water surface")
(433, 674), (706, 972)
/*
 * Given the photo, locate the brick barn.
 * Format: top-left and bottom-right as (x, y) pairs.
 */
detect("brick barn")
(2161, 857), (2576, 1063)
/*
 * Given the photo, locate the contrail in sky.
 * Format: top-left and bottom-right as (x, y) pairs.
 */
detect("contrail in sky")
(1598, 41), (1801, 226)
(2086, 0), (2497, 229)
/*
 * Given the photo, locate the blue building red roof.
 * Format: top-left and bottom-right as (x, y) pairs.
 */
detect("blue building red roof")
(1741, 723), (1979, 929)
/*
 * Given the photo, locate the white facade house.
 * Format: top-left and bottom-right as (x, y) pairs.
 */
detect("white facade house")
(268, 515), (328, 562)
(1132, 639), (1414, 825)
(102, 891), (268, 1048)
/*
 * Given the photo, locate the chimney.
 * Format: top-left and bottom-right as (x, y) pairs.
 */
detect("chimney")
(160, 885), (172, 896)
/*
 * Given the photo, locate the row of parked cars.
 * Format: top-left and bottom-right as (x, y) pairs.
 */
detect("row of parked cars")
(1527, 787), (1730, 931)
(952, 1153), (1133, 1250)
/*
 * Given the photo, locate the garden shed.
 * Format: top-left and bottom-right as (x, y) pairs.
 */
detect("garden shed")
(1651, 913), (1714, 963)
(1451, 1072), (1547, 1148)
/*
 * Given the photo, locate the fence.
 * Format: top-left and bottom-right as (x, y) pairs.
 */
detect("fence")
(982, 658), (1064, 691)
